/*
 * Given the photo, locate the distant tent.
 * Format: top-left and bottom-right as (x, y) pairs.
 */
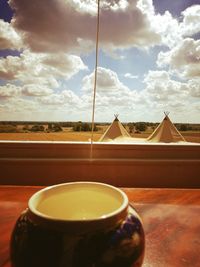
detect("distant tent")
(99, 115), (131, 142)
(147, 112), (186, 143)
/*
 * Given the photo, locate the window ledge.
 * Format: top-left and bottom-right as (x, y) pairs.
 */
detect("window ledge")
(0, 141), (199, 188)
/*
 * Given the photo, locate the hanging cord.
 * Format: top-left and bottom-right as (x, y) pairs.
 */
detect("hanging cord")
(90, 0), (100, 159)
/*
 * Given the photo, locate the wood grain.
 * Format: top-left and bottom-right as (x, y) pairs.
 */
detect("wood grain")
(0, 186), (200, 267)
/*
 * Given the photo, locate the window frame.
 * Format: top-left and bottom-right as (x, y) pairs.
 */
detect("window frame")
(0, 140), (199, 188)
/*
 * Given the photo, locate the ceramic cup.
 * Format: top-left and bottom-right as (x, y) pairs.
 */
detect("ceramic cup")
(10, 182), (145, 267)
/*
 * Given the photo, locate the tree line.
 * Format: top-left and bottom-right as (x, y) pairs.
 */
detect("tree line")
(72, 122), (98, 132)
(0, 122), (98, 133)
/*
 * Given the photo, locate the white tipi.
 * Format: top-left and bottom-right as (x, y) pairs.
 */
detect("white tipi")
(147, 112), (186, 143)
(99, 115), (131, 142)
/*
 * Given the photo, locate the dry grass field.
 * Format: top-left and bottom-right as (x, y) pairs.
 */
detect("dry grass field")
(0, 131), (102, 142)
(0, 129), (200, 143)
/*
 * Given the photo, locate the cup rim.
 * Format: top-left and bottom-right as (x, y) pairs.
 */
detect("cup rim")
(28, 182), (129, 223)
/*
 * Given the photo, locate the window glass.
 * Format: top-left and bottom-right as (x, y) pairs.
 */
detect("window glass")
(0, 0), (200, 143)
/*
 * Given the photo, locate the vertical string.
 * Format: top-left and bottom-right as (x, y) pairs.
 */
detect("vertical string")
(90, 0), (100, 159)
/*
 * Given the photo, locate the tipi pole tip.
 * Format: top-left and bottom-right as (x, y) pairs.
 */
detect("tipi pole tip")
(164, 111), (170, 117)
(114, 114), (119, 121)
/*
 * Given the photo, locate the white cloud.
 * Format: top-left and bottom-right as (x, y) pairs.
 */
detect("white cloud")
(69, 0), (96, 14)
(124, 73), (138, 79)
(136, 0), (155, 16)
(0, 54), (23, 80)
(39, 94), (65, 105)
(0, 50), (87, 83)
(0, 83), (21, 98)
(157, 38), (200, 78)
(180, 5), (200, 37)
(0, 97), (40, 119)
(154, 12), (181, 48)
(0, 82), (54, 99)
(137, 0), (182, 48)
(144, 70), (188, 103)
(137, 2), (200, 49)
(39, 89), (81, 106)
(81, 67), (141, 117)
(82, 67), (128, 93)
(22, 84), (53, 96)
(188, 79), (200, 98)
(42, 53), (88, 78)
(68, 0), (130, 14)
(0, 19), (22, 50)
(141, 70), (200, 122)
(23, 77), (60, 89)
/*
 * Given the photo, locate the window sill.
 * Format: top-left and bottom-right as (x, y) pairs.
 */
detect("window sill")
(0, 141), (200, 188)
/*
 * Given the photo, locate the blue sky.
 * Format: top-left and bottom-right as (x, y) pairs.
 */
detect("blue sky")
(0, 0), (200, 123)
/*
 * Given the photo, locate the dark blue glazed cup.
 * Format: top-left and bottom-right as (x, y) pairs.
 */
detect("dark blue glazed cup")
(10, 182), (145, 267)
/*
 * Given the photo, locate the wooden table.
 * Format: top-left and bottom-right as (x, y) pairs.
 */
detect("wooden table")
(0, 186), (200, 267)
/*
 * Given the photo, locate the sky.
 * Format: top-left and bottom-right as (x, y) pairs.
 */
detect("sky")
(0, 0), (200, 123)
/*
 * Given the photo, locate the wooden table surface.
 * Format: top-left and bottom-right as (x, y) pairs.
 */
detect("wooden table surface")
(0, 186), (200, 267)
